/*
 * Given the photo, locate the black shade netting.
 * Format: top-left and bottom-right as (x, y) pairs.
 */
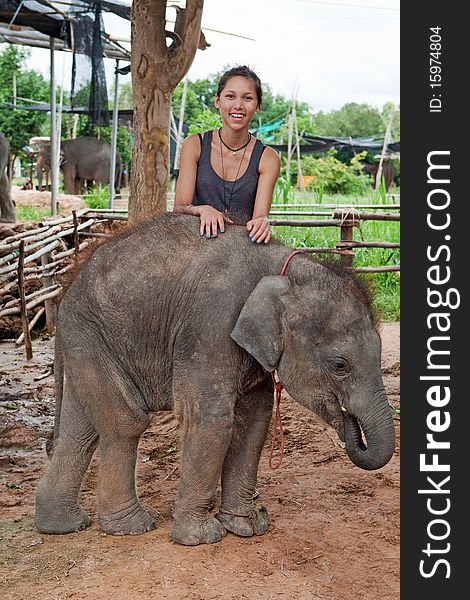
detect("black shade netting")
(68, 1), (110, 128)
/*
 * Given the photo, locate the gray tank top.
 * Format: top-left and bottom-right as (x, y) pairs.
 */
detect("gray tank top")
(193, 130), (266, 224)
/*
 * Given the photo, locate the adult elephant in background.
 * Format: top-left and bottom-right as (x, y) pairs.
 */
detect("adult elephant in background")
(0, 132), (16, 223)
(363, 160), (396, 192)
(37, 137), (122, 195)
(34, 140), (51, 192)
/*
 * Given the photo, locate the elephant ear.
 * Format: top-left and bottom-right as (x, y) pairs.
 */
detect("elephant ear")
(231, 276), (291, 372)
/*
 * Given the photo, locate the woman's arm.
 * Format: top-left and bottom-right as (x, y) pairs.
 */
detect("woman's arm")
(173, 134), (200, 214)
(246, 146), (281, 243)
(173, 134), (232, 237)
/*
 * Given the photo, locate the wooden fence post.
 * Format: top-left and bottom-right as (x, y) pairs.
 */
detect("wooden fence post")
(72, 210), (80, 255)
(340, 222), (354, 268)
(40, 251), (56, 333)
(333, 208), (359, 269)
(18, 241), (33, 360)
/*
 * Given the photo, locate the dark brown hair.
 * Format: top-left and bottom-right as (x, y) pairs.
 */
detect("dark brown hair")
(216, 65), (263, 109)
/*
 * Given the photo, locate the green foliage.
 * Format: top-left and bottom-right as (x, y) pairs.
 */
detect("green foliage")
(372, 176), (388, 204)
(71, 82), (91, 109)
(84, 184), (109, 209)
(313, 103), (386, 138)
(113, 80), (133, 109)
(287, 150), (371, 195)
(0, 46), (50, 157)
(188, 109), (222, 134)
(17, 205), (51, 221)
(273, 177), (295, 205)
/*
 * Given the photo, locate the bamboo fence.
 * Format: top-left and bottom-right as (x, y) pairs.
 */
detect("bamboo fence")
(0, 203), (399, 355)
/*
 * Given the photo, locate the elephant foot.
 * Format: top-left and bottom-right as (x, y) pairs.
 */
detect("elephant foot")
(217, 505), (270, 537)
(216, 511), (253, 537)
(98, 499), (156, 536)
(171, 515), (227, 546)
(35, 503), (92, 535)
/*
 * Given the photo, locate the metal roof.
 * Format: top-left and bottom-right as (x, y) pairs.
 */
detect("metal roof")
(0, 0), (130, 61)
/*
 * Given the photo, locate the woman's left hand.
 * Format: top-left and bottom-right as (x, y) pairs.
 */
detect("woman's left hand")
(246, 215), (271, 244)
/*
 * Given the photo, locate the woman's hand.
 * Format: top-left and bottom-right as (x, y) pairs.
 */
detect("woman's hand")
(246, 215), (271, 244)
(195, 205), (234, 238)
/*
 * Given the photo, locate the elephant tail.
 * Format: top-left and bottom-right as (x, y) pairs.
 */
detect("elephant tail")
(46, 334), (65, 457)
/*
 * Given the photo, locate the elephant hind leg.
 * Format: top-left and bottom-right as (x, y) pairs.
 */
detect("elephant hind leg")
(89, 370), (155, 535)
(35, 386), (98, 534)
(97, 432), (156, 536)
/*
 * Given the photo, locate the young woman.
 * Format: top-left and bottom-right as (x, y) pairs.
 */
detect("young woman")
(173, 66), (281, 243)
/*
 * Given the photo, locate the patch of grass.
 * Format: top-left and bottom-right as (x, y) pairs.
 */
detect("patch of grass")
(16, 205), (51, 221)
(84, 185), (110, 209)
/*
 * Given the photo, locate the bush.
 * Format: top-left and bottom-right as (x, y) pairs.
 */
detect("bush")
(301, 150), (371, 196)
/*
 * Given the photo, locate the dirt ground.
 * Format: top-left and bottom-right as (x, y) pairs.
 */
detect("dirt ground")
(12, 186), (87, 215)
(1, 189), (400, 599)
(0, 323), (400, 600)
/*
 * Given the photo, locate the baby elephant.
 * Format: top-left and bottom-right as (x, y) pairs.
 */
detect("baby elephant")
(35, 214), (395, 545)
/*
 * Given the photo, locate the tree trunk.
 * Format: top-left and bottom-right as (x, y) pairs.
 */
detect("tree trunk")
(129, 0), (204, 225)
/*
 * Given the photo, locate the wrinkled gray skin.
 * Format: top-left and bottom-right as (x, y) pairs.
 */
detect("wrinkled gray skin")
(37, 137), (121, 194)
(0, 132), (16, 222)
(35, 214), (395, 545)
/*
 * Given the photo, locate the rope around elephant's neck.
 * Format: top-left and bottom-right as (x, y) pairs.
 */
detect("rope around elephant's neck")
(268, 250), (307, 470)
(280, 249), (307, 276)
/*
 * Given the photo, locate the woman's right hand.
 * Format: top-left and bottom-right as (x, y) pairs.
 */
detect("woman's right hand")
(194, 205), (234, 238)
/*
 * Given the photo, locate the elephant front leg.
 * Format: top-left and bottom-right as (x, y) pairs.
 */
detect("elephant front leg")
(217, 382), (274, 537)
(171, 395), (234, 546)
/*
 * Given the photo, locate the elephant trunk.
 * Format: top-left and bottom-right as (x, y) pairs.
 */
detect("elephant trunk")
(344, 388), (395, 470)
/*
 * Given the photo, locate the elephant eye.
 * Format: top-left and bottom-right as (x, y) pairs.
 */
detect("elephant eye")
(332, 357), (350, 375)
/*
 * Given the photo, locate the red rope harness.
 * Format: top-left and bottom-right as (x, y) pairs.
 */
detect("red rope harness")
(268, 371), (285, 469)
(268, 250), (306, 469)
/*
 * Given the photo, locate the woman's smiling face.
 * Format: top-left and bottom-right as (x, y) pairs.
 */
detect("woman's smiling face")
(215, 76), (260, 130)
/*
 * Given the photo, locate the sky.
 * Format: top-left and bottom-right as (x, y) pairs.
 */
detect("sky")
(21, 0), (400, 113)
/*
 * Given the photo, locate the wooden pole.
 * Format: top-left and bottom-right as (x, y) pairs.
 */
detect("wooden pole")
(16, 308), (45, 345)
(72, 114), (79, 139)
(294, 110), (304, 190)
(72, 210), (80, 255)
(40, 251), (56, 333)
(340, 222), (354, 269)
(175, 78), (188, 172)
(375, 106), (396, 191)
(13, 70), (17, 107)
(109, 60), (120, 208)
(50, 37), (59, 216)
(18, 241), (33, 360)
(286, 108), (294, 183)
